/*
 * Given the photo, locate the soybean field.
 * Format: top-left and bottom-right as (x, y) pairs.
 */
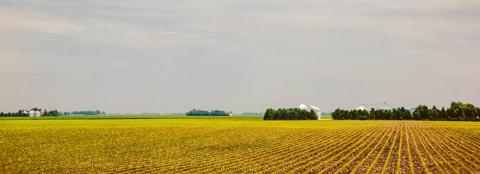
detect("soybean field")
(1, 118), (480, 173)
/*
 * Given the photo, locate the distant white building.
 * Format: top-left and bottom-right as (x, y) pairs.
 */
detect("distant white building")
(299, 104), (322, 120)
(355, 105), (368, 111)
(355, 102), (392, 111)
(28, 110), (42, 117)
(299, 104), (309, 110)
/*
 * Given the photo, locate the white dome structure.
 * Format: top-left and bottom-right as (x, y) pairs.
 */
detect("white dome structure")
(355, 102), (393, 111)
(298, 104), (322, 120)
(28, 110), (36, 117)
(28, 110), (42, 117)
(355, 105), (368, 111)
(299, 104), (309, 110)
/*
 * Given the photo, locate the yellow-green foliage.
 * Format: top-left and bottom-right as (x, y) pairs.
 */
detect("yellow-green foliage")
(1, 118), (479, 173)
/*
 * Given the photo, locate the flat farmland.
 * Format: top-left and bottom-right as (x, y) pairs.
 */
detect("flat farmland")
(1, 118), (480, 173)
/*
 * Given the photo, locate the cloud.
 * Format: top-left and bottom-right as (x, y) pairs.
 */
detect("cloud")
(0, 7), (85, 34)
(0, 6), (190, 51)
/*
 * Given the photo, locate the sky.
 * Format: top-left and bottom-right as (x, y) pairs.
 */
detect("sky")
(1, 0), (479, 114)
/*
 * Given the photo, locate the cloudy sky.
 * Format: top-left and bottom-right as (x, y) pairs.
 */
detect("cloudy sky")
(1, 0), (479, 113)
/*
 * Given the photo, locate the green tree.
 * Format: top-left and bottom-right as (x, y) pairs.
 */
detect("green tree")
(413, 105), (429, 120)
(369, 108), (376, 120)
(263, 108), (275, 120)
(332, 109), (342, 120)
(309, 109), (318, 120)
(392, 108), (401, 120)
(429, 106), (440, 120)
(446, 107), (456, 120)
(439, 107), (447, 120)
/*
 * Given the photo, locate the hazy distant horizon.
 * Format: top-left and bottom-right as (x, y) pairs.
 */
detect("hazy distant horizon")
(1, 0), (479, 114)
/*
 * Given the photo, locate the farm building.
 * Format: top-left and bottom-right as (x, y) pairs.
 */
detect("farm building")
(355, 102), (393, 111)
(28, 110), (42, 117)
(355, 105), (368, 111)
(299, 104), (322, 120)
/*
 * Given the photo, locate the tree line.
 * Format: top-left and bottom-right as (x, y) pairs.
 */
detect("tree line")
(0, 108), (60, 117)
(63, 110), (106, 115)
(186, 109), (230, 116)
(264, 108), (318, 120)
(0, 111), (29, 117)
(332, 102), (480, 121)
(0, 108), (106, 117)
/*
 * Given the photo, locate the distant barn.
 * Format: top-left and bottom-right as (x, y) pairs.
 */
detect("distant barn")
(355, 102), (393, 111)
(28, 110), (42, 117)
(299, 104), (322, 120)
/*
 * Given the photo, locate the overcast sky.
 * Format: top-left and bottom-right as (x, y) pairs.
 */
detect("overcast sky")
(1, 0), (479, 113)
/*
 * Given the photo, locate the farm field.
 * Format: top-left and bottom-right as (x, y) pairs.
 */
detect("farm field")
(1, 118), (480, 173)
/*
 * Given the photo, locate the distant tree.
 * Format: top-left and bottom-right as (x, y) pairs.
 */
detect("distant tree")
(331, 109), (341, 120)
(429, 106), (440, 120)
(397, 107), (411, 120)
(369, 108), (376, 120)
(276, 108), (287, 120)
(46, 110), (60, 116)
(309, 109), (318, 120)
(392, 109), (401, 120)
(476, 107), (480, 121)
(439, 107), (447, 120)
(186, 109), (229, 116)
(448, 102), (479, 121)
(375, 110), (385, 120)
(359, 110), (369, 120)
(385, 110), (394, 120)
(263, 108), (317, 120)
(413, 105), (429, 120)
(446, 107), (456, 121)
(264, 108), (275, 120)
(464, 103), (477, 121)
